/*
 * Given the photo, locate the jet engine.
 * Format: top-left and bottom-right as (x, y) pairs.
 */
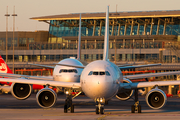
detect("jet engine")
(36, 87), (57, 108)
(146, 87), (167, 109)
(11, 83), (32, 100)
(116, 78), (134, 101)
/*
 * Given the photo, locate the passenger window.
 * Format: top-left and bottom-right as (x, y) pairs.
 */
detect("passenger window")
(105, 71), (110, 76)
(100, 72), (105, 75)
(93, 72), (98, 75)
(88, 71), (93, 75)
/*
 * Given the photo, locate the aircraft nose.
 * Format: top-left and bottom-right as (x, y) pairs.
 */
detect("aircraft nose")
(93, 77), (114, 95)
(56, 74), (80, 82)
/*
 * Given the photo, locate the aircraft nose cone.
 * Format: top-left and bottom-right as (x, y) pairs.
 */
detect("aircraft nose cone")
(55, 74), (80, 82)
(83, 77), (116, 99)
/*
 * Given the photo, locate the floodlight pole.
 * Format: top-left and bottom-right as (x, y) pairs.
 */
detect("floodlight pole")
(12, 6), (17, 73)
(5, 6), (10, 63)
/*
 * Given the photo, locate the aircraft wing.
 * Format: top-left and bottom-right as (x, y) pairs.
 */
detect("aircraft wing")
(119, 63), (161, 70)
(121, 80), (180, 90)
(54, 63), (85, 69)
(0, 77), (81, 88)
(117, 64), (135, 67)
(28, 63), (55, 69)
(0, 73), (53, 81)
(123, 71), (180, 80)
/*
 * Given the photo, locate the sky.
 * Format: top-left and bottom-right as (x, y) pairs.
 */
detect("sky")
(1, 0), (180, 31)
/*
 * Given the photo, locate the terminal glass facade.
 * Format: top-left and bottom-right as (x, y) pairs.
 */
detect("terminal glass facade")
(49, 17), (180, 38)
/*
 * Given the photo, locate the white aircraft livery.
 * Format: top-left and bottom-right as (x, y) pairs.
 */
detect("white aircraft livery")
(1, 6), (180, 114)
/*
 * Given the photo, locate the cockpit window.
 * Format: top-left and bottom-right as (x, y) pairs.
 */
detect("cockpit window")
(69, 70), (73, 72)
(88, 71), (110, 76)
(73, 69), (78, 73)
(88, 71), (93, 75)
(100, 72), (105, 75)
(93, 72), (98, 75)
(59, 69), (78, 73)
(105, 71), (110, 76)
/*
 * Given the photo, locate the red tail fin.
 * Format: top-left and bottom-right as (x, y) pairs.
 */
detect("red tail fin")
(0, 56), (13, 85)
(0, 56), (13, 74)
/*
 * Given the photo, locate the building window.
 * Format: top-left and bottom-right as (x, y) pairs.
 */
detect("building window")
(19, 38), (27, 47)
(28, 38), (34, 43)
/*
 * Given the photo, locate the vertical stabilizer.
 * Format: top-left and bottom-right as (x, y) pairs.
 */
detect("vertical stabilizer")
(0, 56), (12, 74)
(0, 55), (13, 86)
(103, 6), (109, 61)
(77, 14), (81, 60)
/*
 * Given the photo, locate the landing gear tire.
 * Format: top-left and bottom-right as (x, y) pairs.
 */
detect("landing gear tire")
(131, 105), (135, 113)
(100, 107), (104, 114)
(138, 105), (141, 113)
(64, 105), (67, 113)
(96, 107), (99, 114)
(71, 105), (74, 113)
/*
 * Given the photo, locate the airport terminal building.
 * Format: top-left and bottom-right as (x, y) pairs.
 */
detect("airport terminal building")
(30, 10), (180, 63)
(1, 10), (180, 64)
(0, 11), (180, 71)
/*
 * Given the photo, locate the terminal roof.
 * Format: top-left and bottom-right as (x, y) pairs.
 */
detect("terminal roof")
(30, 10), (180, 21)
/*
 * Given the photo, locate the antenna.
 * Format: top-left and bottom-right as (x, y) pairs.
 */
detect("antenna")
(77, 13), (81, 60)
(103, 6), (109, 61)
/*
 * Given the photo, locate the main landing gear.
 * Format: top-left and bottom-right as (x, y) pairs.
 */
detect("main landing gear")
(64, 94), (74, 113)
(131, 89), (141, 113)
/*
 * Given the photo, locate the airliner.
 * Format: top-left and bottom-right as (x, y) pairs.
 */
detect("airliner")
(1, 6), (180, 114)
(0, 55), (49, 94)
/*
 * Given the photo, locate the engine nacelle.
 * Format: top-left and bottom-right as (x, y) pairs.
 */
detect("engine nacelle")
(11, 83), (32, 100)
(36, 87), (57, 108)
(116, 78), (134, 101)
(146, 88), (167, 109)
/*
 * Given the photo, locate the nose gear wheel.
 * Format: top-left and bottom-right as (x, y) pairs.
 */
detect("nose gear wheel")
(96, 102), (104, 114)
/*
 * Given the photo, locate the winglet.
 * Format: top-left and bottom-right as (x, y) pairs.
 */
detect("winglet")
(103, 6), (109, 61)
(77, 13), (81, 60)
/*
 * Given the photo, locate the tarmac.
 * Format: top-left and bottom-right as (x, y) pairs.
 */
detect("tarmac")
(0, 93), (180, 120)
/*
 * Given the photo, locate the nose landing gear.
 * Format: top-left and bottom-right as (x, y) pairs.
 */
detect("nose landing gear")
(63, 89), (75, 114)
(96, 102), (104, 114)
(131, 89), (141, 113)
(64, 94), (74, 113)
(95, 98), (105, 114)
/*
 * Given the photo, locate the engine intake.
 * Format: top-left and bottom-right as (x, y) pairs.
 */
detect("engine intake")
(36, 88), (57, 108)
(11, 83), (32, 100)
(146, 88), (167, 109)
(116, 78), (134, 101)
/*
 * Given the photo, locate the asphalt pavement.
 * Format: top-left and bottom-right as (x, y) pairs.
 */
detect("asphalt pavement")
(0, 93), (180, 120)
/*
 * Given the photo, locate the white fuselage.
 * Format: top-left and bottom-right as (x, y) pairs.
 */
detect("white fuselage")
(53, 58), (83, 82)
(80, 60), (123, 101)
